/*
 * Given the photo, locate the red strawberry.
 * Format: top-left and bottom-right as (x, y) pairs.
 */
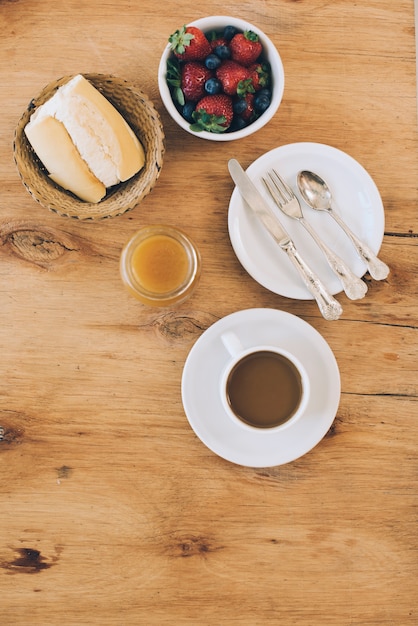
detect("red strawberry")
(230, 31), (262, 66)
(191, 94), (234, 132)
(209, 36), (228, 51)
(248, 62), (270, 91)
(240, 93), (255, 122)
(181, 61), (213, 101)
(216, 60), (250, 96)
(169, 25), (211, 61)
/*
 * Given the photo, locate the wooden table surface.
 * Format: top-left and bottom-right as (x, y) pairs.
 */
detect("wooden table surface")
(1, 1), (417, 624)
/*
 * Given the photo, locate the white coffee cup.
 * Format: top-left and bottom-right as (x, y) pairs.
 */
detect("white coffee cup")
(220, 332), (310, 432)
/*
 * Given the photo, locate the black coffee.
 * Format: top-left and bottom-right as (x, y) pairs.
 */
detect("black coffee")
(226, 350), (303, 428)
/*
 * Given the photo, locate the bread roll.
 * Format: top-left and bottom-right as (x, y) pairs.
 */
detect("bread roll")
(24, 74), (145, 203)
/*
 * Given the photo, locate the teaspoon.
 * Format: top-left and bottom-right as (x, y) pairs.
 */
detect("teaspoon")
(297, 170), (390, 281)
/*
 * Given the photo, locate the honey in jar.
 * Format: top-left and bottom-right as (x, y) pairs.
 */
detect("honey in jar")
(120, 225), (201, 306)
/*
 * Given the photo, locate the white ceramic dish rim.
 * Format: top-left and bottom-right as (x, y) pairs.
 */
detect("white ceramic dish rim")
(158, 15), (285, 141)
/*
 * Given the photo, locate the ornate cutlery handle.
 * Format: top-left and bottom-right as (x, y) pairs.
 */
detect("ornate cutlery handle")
(300, 218), (368, 300)
(282, 239), (343, 321)
(331, 211), (390, 281)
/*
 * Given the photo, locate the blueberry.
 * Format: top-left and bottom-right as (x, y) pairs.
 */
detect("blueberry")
(257, 88), (272, 99)
(229, 116), (248, 132)
(254, 92), (271, 113)
(204, 78), (222, 95)
(182, 101), (195, 123)
(233, 98), (248, 115)
(223, 25), (238, 41)
(205, 53), (221, 70)
(214, 44), (231, 59)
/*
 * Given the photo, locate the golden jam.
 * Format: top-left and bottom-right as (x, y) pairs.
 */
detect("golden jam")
(131, 234), (189, 294)
(120, 225), (200, 307)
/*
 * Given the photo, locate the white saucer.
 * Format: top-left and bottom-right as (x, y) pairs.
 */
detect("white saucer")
(228, 142), (385, 300)
(181, 308), (340, 467)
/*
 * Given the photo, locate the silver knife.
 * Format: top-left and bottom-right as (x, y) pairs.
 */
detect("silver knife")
(228, 159), (343, 321)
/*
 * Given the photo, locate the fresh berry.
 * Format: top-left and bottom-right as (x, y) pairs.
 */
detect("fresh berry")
(181, 61), (213, 101)
(254, 88), (271, 113)
(204, 53), (222, 70)
(232, 97), (248, 115)
(240, 92), (255, 122)
(209, 36), (228, 51)
(191, 94), (234, 132)
(257, 87), (272, 99)
(229, 116), (248, 132)
(204, 77), (222, 95)
(166, 24), (273, 133)
(248, 62), (271, 91)
(182, 101), (195, 122)
(169, 25), (211, 61)
(223, 25), (238, 41)
(214, 44), (231, 59)
(230, 31), (262, 66)
(216, 60), (250, 96)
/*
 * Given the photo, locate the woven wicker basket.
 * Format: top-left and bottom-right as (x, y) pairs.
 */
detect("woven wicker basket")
(14, 74), (165, 220)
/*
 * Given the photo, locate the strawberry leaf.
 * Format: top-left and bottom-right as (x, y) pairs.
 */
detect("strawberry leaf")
(166, 58), (185, 105)
(173, 87), (185, 106)
(244, 30), (259, 43)
(191, 109), (228, 133)
(169, 25), (194, 54)
(237, 78), (255, 97)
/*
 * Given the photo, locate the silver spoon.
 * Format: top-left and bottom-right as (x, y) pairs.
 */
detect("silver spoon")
(297, 170), (390, 281)
(263, 169), (367, 300)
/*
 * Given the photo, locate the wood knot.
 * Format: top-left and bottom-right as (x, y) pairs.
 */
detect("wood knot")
(0, 221), (80, 268)
(325, 415), (342, 438)
(56, 465), (73, 479)
(1, 547), (61, 574)
(167, 533), (223, 558)
(0, 422), (24, 450)
(152, 311), (217, 342)
(178, 536), (211, 558)
(11, 549), (49, 573)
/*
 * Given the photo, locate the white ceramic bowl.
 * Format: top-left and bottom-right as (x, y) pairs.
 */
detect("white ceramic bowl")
(158, 16), (285, 141)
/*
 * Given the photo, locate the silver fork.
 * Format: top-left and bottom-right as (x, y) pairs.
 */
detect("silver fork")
(263, 169), (368, 301)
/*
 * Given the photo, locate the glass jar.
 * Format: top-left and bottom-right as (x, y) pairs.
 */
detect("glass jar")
(120, 225), (201, 306)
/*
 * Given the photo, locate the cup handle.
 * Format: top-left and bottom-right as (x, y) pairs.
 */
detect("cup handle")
(221, 331), (244, 357)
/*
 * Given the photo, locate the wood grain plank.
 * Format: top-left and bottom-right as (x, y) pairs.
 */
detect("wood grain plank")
(0, 0), (417, 624)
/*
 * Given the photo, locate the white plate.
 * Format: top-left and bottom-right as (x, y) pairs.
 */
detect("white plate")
(228, 142), (385, 299)
(181, 308), (340, 467)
